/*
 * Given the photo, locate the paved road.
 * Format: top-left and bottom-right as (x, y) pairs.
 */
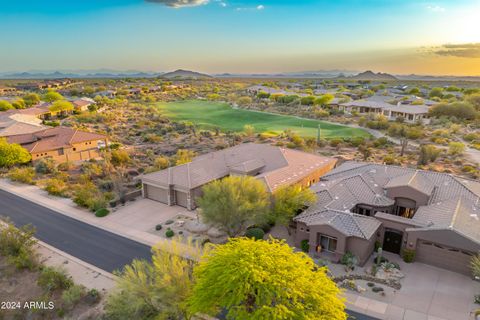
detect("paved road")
(347, 309), (381, 320)
(0, 189), (152, 273)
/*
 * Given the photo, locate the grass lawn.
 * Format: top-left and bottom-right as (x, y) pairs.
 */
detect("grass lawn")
(156, 100), (370, 139)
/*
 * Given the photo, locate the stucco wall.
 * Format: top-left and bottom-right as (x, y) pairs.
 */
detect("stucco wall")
(386, 186), (430, 207)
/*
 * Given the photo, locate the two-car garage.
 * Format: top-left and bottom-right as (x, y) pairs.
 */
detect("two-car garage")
(143, 183), (190, 209)
(415, 240), (474, 276)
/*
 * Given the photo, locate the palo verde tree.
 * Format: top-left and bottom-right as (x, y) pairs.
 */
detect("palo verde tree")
(188, 237), (347, 320)
(105, 239), (204, 320)
(197, 176), (270, 237)
(0, 138), (31, 167)
(270, 185), (316, 234)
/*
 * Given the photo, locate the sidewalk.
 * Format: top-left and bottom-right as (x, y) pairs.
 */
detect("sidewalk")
(36, 240), (116, 292)
(0, 179), (162, 247)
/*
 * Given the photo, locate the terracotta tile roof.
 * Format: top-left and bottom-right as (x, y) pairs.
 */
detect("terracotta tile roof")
(7, 127), (107, 153)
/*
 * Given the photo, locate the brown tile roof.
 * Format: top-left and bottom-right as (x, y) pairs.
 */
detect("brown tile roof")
(310, 161), (480, 243)
(295, 209), (381, 239)
(7, 127), (107, 153)
(142, 143), (336, 192)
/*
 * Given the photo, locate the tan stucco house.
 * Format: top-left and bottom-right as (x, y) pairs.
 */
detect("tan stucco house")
(142, 143), (337, 210)
(294, 162), (480, 275)
(7, 126), (107, 163)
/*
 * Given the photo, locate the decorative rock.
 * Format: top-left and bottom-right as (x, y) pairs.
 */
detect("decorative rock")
(207, 227), (226, 238)
(184, 221), (209, 233)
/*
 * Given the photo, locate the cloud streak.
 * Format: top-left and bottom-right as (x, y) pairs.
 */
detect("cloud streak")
(432, 43), (480, 58)
(145, 0), (209, 8)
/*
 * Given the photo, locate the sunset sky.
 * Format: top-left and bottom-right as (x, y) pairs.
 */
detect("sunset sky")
(1, 0), (480, 75)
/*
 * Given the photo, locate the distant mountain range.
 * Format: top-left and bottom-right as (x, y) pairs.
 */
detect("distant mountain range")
(160, 69), (213, 80)
(0, 70), (162, 79)
(339, 70), (398, 81)
(1, 69), (479, 81)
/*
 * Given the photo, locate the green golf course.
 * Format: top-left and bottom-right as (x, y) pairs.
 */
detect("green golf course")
(156, 100), (370, 139)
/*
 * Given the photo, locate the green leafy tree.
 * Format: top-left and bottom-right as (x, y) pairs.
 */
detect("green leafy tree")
(0, 138), (31, 167)
(314, 94), (334, 106)
(43, 91), (64, 102)
(188, 237), (347, 320)
(429, 87), (444, 99)
(271, 185), (316, 234)
(49, 100), (74, 113)
(0, 100), (14, 111)
(429, 102), (477, 120)
(197, 176), (270, 237)
(12, 99), (26, 109)
(105, 239), (203, 320)
(466, 93), (480, 111)
(23, 93), (40, 107)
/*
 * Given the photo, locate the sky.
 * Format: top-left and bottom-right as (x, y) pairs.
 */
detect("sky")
(1, 0), (480, 75)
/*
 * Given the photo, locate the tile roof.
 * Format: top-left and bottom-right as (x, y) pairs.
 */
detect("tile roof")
(295, 209), (381, 239)
(142, 143), (336, 192)
(314, 161), (480, 243)
(7, 127), (107, 153)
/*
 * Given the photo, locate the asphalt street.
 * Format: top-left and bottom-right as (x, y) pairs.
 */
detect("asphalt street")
(0, 188), (152, 273)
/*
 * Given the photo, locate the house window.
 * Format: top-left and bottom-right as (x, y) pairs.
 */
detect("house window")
(319, 235), (337, 253)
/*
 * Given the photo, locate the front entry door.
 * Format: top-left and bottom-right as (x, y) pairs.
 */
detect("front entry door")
(383, 229), (403, 254)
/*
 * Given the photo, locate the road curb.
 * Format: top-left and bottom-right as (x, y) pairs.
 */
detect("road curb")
(0, 179), (157, 248)
(36, 239), (118, 281)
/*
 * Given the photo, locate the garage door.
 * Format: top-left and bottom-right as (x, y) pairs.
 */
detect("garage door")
(175, 191), (188, 208)
(416, 240), (473, 275)
(145, 184), (168, 204)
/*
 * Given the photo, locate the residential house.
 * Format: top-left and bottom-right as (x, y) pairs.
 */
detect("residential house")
(294, 162), (480, 275)
(0, 86), (17, 95)
(7, 127), (108, 163)
(71, 97), (95, 112)
(142, 143), (337, 210)
(0, 110), (46, 137)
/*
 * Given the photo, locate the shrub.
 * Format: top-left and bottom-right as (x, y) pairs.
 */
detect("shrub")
(0, 220), (37, 270)
(402, 248), (416, 263)
(300, 239), (310, 253)
(85, 288), (101, 305)
(61, 284), (86, 310)
(35, 158), (56, 174)
(95, 208), (110, 217)
(44, 178), (67, 196)
(37, 266), (73, 293)
(244, 228), (265, 240)
(165, 229), (174, 238)
(110, 150), (131, 166)
(8, 167), (35, 184)
(340, 252), (358, 270)
(367, 282), (375, 287)
(372, 286), (384, 293)
(165, 219), (174, 225)
(155, 224), (162, 231)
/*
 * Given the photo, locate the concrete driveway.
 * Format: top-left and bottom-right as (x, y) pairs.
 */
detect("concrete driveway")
(347, 252), (480, 320)
(390, 259), (478, 320)
(107, 198), (195, 233)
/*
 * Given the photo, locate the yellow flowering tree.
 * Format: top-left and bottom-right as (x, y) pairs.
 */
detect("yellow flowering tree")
(188, 238), (347, 320)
